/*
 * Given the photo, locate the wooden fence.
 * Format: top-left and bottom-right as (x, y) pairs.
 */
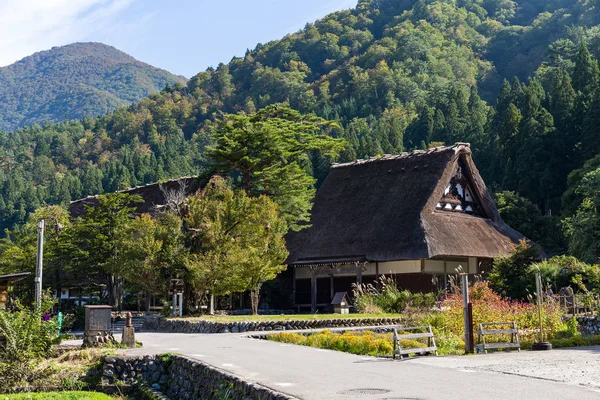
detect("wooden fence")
(556, 293), (600, 317)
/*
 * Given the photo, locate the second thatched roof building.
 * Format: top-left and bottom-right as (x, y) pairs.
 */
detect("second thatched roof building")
(286, 143), (526, 312)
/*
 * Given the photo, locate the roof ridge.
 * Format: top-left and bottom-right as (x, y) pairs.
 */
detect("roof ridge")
(69, 175), (199, 205)
(331, 142), (470, 169)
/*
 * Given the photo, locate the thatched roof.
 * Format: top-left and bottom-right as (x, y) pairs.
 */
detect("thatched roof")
(0, 272), (30, 284)
(286, 143), (526, 264)
(69, 176), (202, 218)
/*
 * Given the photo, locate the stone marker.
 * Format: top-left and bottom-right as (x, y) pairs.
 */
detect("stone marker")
(83, 305), (116, 347)
(122, 311), (136, 348)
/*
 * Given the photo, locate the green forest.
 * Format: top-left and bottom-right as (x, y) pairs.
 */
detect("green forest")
(2, 0), (600, 260)
(0, 42), (187, 132)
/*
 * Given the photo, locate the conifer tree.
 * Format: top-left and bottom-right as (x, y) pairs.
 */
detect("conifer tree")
(573, 42), (600, 99)
(206, 104), (345, 230)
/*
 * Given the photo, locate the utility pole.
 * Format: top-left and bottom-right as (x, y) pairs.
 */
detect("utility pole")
(35, 219), (45, 310)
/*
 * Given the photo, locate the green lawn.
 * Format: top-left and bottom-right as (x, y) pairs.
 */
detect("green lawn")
(0, 393), (115, 400)
(173, 313), (403, 323)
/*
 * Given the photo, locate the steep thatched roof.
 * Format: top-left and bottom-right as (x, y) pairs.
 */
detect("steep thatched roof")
(286, 143), (525, 264)
(69, 176), (202, 218)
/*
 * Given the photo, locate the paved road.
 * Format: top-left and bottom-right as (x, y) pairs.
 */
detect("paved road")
(113, 332), (600, 400)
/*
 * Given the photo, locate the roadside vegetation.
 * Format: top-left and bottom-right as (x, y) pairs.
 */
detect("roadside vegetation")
(0, 296), (123, 394)
(0, 392), (118, 400)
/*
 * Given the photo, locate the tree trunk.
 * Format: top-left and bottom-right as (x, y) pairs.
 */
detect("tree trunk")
(107, 275), (116, 309)
(250, 285), (262, 315)
(145, 290), (151, 315)
(107, 274), (124, 310)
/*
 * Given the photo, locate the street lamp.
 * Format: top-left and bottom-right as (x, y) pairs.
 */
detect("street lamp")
(34, 218), (63, 310)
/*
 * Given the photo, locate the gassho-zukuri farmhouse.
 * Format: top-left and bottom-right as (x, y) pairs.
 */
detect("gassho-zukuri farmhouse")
(285, 143), (526, 312)
(69, 143), (527, 312)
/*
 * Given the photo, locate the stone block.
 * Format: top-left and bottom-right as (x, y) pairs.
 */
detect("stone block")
(122, 326), (136, 348)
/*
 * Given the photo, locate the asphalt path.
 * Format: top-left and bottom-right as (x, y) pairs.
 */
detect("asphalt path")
(111, 332), (600, 400)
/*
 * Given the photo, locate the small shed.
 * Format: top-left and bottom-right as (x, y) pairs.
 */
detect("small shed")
(331, 292), (350, 314)
(0, 272), (30, 310)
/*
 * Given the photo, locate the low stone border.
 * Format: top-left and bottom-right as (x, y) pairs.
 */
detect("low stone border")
(101, 354), (298, 400)
(143, 316), (408, 334)
(577, 316), (600, 335)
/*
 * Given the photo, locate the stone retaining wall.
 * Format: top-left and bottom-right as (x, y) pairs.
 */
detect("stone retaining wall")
(101, 355), (297, 400)
(143, 316), (408, 334)
(577, 316), (600, 335)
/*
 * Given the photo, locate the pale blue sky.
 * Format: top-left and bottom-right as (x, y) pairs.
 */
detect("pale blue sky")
(0, 0), (358, 78)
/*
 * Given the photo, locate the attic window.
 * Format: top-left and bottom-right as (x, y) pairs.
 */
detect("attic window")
(438, 164), (483, 216)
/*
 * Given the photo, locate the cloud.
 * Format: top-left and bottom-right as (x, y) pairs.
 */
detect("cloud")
(0, 0), (136, 66)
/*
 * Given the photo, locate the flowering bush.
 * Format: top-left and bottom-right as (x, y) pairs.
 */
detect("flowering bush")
(424, 281), (566, 345)
(268, 330), (395, 356)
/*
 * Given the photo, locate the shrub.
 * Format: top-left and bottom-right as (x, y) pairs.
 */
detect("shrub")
(488, 240), (540, 300)
(0, 295), (60, 387)
(353, 276), (438, 313)
(434, 281), (566, 344)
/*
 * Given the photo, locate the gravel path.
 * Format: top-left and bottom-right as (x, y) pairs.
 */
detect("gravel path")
(407, 346), (600, 389)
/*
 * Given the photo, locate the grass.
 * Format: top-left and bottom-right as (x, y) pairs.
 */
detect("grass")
(4, 348), (125, 393)
(173, 313), (403, 323)
(0, 392), (116, 400)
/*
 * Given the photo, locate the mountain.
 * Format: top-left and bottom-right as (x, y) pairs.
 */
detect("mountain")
(3, 0), (600, 253)
(0, 42), (187, 131)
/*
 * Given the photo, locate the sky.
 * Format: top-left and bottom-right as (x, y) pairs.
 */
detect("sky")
(0, 0), (358, 78)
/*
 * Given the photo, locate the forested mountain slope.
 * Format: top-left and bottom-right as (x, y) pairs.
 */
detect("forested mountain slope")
(3, 0), (600, 254)
(0, 42), (187, 131)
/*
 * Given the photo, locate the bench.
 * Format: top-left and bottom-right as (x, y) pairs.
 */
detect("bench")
(476, 322), (520, 353)
(392, 325), (438, 359)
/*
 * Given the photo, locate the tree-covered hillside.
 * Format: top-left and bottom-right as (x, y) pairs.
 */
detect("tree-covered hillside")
(3, 0), (600, 255)
(0, 42), (187, 131)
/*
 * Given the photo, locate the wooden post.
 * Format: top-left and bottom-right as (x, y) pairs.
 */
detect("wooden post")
(443, 257), (447, 289)
(462, 274), (474, 353)
(467, 303), (474, 353)
(356, 264), (363, 285)
(375, 262), (380, 289)
(311, 268), (317, 314)
(330, 274), (334, 300)
(292, 267), (297, 307)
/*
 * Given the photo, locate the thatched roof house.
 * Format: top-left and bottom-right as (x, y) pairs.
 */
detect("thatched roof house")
(286, 143), (526, 311)
(0, 272), (30, 310)
(69, 176), (201, 218)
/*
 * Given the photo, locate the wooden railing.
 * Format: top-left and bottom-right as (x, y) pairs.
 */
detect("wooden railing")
(557, 294), (600, 317)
